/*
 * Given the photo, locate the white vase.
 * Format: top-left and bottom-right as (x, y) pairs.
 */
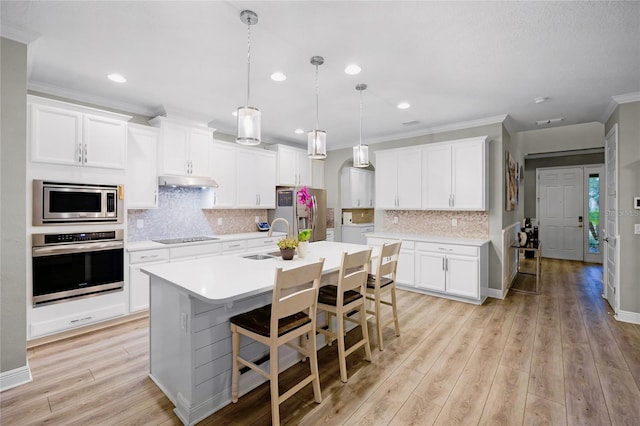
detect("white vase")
(297, 241), (309, 258)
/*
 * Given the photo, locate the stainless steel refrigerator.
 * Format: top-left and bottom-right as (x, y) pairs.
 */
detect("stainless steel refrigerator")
(268, 187), (327, 242)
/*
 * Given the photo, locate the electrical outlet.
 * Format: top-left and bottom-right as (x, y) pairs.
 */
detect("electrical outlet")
(452, 218), (458, 227)
(217, 218), (222, 225)
(136, 219), (144, 229)
(635, 224), (640, 234)
(393, 216), (399, 224)
(361, 212), (364, 218)
(255, 216), (260, 223)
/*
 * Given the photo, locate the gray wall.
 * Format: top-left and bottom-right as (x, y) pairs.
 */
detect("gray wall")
(606, 102), (640, 314)
(1, 38), (28, 374)
(523, 153), (605, 218)
(515, 122), (605, 154)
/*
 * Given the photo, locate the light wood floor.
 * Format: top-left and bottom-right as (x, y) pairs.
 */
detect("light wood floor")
(3, 258), (640, 425)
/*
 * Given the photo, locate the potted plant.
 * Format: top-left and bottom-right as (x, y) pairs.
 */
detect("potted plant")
(277, 237), (298, 260)
(297, 229), (311, 258)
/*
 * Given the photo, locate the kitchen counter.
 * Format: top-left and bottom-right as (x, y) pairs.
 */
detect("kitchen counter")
(127, 231), (286, 251)
(364, 231), (490, 247)
(142, 241), (378, 425)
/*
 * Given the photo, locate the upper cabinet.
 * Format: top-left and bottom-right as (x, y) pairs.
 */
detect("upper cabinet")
(267, 144), (312, 186)
(422, 137), (487, 210)
(204, 142), (276, 209)
(341, 167), (374, 208)
(375, 147), (423, 209)
(127, 124), (159, 209)
(29, 96), (130, 169)
(149, 116), (214, 178)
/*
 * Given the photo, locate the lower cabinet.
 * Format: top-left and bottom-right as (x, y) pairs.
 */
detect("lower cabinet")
(366, 237), (415, 286)
(128, 248), (170, 312)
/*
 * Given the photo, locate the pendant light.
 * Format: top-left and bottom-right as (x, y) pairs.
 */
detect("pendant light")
(236, 10), (261, 146)
(307, 56), (327, 159)
(353, 83), (369, 167)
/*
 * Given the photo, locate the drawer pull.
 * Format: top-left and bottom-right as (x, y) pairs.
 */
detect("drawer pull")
(140, 254), (159, 259)
(70, 316), (92, 324)
(438, 247), (453, 252)
(229, 244), (241, 248)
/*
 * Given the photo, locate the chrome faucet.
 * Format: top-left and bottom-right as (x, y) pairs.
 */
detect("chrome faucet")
(268, 218), (290, 238)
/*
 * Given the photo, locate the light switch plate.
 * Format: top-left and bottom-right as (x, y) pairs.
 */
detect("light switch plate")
(136, 219), (143, 229)
(451, 218), (458, 227)
(635, 224), (640, 234)
(217, 218), (223, 225)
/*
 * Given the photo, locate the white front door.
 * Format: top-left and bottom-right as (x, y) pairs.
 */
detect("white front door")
(604, 125), (619, 313)
(538, 167), (584, 260)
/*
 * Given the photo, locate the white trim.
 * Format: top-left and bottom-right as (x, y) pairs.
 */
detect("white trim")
(615, 310), (640, 325)
(502, 114), (517, 136)
(0, 25), (40, 44)
(487, 288), (507, 300)
(0, 364), (33, 392)
(601, 92), (640, 123)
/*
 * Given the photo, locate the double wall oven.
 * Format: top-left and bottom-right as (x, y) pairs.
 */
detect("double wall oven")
(31, 180), (125, 307)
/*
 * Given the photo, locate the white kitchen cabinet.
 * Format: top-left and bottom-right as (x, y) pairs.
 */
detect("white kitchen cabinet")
(150, 116), (214, 178)
(268, 144), (311, 186)
(127, 124), (159, 209)
(375, 147), (422, 209)
(29, 96), (130, 169)
(129, 248), (170, 312)
(326, 228), (334, 242)
(342, 223), (375, 245)
(415, 241), (487, 302)
(341, 167), (374, 208)
(366, 237), (415, 287)
(209, 141), (237, 208)
(422, 137), (487, 210)
(236, 149), (276, 208)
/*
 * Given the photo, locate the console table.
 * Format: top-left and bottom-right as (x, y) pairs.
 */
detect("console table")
(510, 241), (541, 295)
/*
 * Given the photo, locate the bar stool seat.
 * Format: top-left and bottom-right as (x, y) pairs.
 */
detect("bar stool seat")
(318, 285), (362, 306)
(366, 274), (393, 289)
(230, 306), (310, 337)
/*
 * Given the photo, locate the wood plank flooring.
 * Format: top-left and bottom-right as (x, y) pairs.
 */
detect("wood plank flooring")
(3, 258), (640, 425)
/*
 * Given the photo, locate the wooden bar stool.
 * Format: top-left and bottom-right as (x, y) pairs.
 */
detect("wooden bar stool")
(229, 259), (325, 426)
(365, 241), (401, 350)
(316, 249), (373, 383)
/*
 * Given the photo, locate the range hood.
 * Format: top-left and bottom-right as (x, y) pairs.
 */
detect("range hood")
(158, 175), (218, 188)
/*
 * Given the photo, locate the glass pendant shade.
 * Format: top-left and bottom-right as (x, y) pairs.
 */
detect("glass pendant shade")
(236, 106), (261, 145)
(353, 144), (369, 168)
(308, 129), (327, 159)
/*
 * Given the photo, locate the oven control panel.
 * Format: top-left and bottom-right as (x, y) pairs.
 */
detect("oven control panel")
(33, 230), (124, 246)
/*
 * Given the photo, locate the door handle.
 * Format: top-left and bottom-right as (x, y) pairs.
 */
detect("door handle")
(578, 216), (583, 228)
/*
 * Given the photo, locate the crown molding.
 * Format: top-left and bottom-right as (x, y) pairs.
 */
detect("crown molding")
(0, 25), (40, 44)
(601, 92), (640, 123)
(328, 114), (508, 151)
(28, 81), (157, 118)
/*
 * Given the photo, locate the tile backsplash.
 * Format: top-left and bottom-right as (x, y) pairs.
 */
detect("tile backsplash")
(382, 210), (489, 239)
(127, 187), (268, 241)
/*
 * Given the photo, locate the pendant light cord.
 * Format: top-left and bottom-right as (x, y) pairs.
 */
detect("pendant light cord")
(359, 89), (363, 148)
(315, 64), (319, 131)
(246, 18), (251, 106)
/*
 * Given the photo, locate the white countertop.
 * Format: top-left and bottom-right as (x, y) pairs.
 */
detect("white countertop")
(127, 231), (286, 252)
(342, 223), (374, 228)
(141, 241), (376, 304)
(365, 232), (490, 247)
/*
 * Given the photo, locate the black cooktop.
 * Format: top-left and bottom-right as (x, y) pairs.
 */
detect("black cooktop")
(152, 236), (220, 245)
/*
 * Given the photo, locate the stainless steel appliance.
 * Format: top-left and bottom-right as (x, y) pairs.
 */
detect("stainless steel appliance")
(33, 180), (124, 225)
(268, 187), (326, 242)
(31, 230), (124, 306)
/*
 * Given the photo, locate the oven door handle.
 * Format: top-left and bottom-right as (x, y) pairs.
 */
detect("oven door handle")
(32, 241), (124, 257)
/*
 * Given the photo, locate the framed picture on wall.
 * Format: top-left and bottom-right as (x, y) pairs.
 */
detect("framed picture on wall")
(506, 150), (518, 211)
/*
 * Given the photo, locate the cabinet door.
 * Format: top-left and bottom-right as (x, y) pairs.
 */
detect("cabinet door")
(366, 170), (375, 207)
(210, 142), (237, 207)
(297, 151), (312, 186)
(161, 123), (189, 175)
(130, 265), (154, 312)
(451, 140), (485, 210)
(30, 104), (82, 166)
(423, 145), (452, 209)
(83, 114), (127, 169)
(396, 149), (422, 209)
(189, 128), (212, 177)
(276, 146), (299, 185)
(397, 249), (415, 286)
(256, 150), (276, 208)
(446, 254), (479, 298)
(127, 126), (158, 209)
(415, 251), (446, 292)
(375, 151), (399, 209)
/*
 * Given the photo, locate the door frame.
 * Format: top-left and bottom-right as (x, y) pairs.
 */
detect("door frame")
(604, 124), (619, 314)
(583, 165), (605, 264)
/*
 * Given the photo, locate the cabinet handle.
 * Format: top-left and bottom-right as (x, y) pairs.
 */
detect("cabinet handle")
(140, 254), (159, 259)
(442, 258), (445, 271)
(445, 258), (448, 271)
(78, 145), (82, 163)
(154, 190), (157, 205)
(438, 247), (453, 252)
(451, 194), (455, 207)
(83, 144), (88, 163)
(228, 244), (241, 248)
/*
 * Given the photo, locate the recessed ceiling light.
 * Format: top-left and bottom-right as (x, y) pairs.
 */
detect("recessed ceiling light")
(270, 72), (287, 82)
(397, 102), (411, 110)
(534, 96), (548, 104)
(344, 64), (361, 75)
(232, 110), (238, 117)
(294, 128), (305, 135)
(107, 73), (126, 83)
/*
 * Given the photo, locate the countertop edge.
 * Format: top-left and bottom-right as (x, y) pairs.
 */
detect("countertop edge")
(364, 232), (490, 247)
(127, 231), (287, 252)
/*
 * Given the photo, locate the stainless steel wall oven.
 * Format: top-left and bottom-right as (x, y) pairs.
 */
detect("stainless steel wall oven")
(31, 230), (124, 306)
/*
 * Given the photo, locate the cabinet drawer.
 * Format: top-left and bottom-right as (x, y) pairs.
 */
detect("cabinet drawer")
(222, 240), (247, 252)
(247, 237), (279, 248)
(415, 242), (478, 257)
(129, 249), (170, 264)
(367, 237), (414, 250)
(171, 243), (222, 259)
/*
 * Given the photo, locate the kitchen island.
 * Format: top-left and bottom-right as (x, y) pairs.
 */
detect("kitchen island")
(142, 241), (374, 425)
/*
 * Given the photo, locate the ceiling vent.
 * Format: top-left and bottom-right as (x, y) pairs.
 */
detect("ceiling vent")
(536, 117), (564, 126)
(401, 120), (420, 126)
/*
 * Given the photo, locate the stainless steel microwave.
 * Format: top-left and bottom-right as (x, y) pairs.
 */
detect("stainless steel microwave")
(33, 180), (124, 225)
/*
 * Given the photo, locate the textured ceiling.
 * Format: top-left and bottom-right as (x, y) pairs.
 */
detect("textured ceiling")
(2, 1), (639, 150)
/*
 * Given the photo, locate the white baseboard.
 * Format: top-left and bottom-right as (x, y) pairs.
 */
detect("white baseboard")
(487, 288), (507, 300)
(0, 363), (32, 392)
(615, 310), (640, 325)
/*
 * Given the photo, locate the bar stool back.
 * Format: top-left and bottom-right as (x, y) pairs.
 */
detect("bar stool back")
(316, 249), (373, 382)
(230, 258), (325, 426)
